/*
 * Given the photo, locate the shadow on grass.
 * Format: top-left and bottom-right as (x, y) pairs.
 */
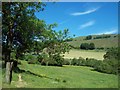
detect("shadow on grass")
(13, 67), (66, 83)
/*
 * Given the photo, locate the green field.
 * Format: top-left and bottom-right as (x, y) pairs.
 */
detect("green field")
(63, 49), (106, 60)
(68, 34), (118, 48)
(2, 61), (118, 88)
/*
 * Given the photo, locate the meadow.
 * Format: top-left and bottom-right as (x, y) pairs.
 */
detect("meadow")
(63, 49), (106, 60)
(2, 61), (118, 88)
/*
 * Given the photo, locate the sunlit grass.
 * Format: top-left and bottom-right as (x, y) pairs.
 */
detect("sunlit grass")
(2, 61), (118, 88)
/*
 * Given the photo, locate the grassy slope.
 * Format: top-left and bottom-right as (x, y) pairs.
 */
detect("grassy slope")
(2, 61), (118, 88)
(63, 49), (106, 60)
(68, 34), (118, 48)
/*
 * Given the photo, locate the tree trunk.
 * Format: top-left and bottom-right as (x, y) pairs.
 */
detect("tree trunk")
(5, 61), (13, 84)
(5, 40), (12, 84)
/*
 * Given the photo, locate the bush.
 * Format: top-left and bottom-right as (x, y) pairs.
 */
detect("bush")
(104, 59), (118, 74)
(78, 57), (86, 66)
(85, 58), (98, 67)
(94, 60), (117, 74)
(63, 59), (70, 65)
(38, 53), (64, 66)
(26, 54), (39, 64)
(71, 58), (80, 65)
(52, 54), (64, 66)
(96, 47), (104, 50)
(93, 35), (111, 39)
(71, 57), (86, 66)
(37, 53), (49, 65)
(103, 48), (118, 60)
(70, 56), (118, 74)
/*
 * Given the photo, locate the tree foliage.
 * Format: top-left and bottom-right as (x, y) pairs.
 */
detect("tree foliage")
(103, 48), (118, 60)
(80, 43), (95, 50)
(85, 35), (92, 40)
(2, 2), (46, 84)
(2, 2), (71, 84)
(2, 2), (46, 61)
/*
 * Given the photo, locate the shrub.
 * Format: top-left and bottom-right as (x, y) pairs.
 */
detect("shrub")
(71, 57), (86, 66)
(93, 35), (111, 39)
(38, 53), (64, 66)
(85, 58), (98, 67)
(93, 59), (118, 74)
(103, 48), (118, 60)
(78, 57), (86, 66)
(71, 58), (79, 65)
(63, 59), (70, 65)
(37, 53), (49, 65)
(70, 56), (118, 74)
(26, 54), (39, 64)
(52, 54), (64, 66)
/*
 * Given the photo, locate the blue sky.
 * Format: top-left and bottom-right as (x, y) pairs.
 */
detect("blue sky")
(35, 2), (118, 37)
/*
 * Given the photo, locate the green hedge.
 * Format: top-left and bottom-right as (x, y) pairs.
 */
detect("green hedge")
(70, 57), (118, 75)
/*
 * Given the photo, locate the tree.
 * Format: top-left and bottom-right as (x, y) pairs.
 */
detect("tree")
(103, 48), (118, 60)
(2, 2), (46, 84)
(37, 25), (71, 66)
(80, 43), (89, 50)
(80, 43), (95, 50)
(89, 43), (95, 50)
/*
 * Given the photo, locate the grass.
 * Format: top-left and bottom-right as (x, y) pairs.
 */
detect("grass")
(2, 61), (118, 88)
(63, 49), (106, 60)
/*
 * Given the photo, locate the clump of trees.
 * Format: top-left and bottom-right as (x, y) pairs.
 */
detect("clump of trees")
(85, 35), (92, 40)
(80, 43), (95, 50)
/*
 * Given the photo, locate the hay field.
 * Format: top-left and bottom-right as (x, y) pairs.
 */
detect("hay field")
(63, 49), (106, 60)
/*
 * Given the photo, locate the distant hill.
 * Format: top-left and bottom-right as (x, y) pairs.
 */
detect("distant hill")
(67, 34), (118, 49)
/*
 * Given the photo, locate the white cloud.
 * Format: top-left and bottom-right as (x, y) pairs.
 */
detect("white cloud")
(70, 7), (100, 16)
(79, 20), (95, 29)
(94, 29), (118, 35)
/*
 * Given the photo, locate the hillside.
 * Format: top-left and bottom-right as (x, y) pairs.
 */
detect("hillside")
(67, 34), (118, 49)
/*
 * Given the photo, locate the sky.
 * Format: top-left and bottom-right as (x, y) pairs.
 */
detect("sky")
(35, 2), (118, 37)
